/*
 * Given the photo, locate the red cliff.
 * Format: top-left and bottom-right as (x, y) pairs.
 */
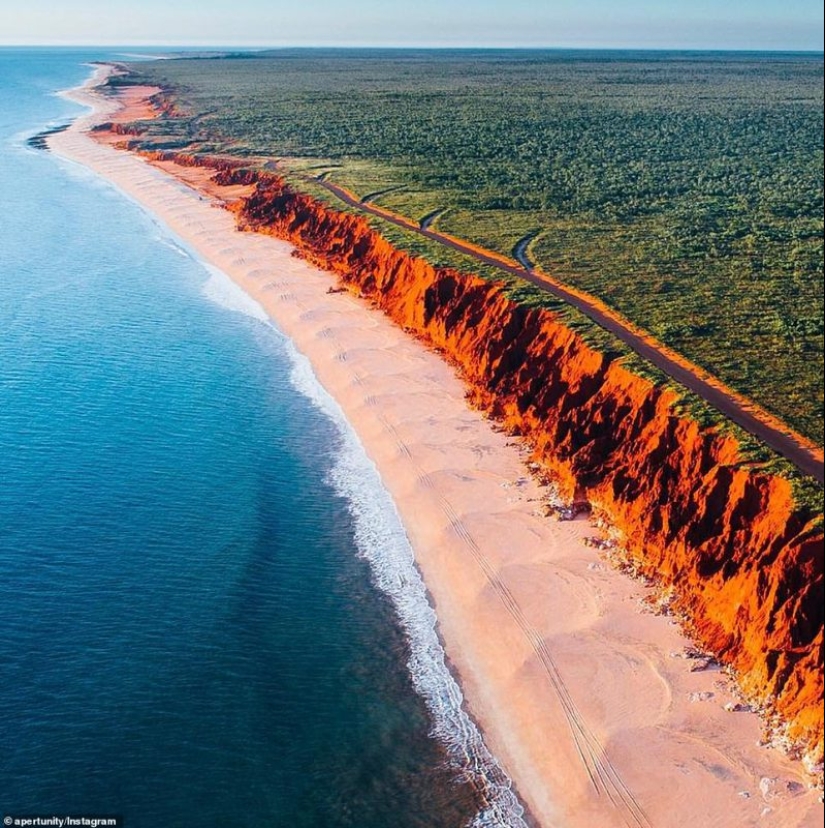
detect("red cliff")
(154, 157), (825, 765)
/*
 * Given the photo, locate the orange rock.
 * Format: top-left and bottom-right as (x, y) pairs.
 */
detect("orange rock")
(145, 160), (825, 764)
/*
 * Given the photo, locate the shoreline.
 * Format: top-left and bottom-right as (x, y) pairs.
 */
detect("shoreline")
(47, 66), (822, 827)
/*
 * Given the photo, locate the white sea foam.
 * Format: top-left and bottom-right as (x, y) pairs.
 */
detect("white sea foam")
(199, 265), (270, 323)
(196, 263), (529, 824)
(152, 232), (190, 258)
(286, 340), (530, 828)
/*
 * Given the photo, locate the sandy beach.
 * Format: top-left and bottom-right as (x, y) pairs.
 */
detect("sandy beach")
(47, 67), (822, 828)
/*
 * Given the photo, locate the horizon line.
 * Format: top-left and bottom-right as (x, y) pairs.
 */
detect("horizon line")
(2, 42), (824, 54)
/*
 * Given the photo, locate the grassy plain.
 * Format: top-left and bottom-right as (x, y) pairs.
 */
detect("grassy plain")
(115, 50), (824, 450)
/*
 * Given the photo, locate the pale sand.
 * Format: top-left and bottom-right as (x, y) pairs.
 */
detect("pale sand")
(48, 68), (822, 828)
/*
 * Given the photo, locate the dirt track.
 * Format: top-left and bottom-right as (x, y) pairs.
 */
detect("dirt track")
(314, 177), (824, 485)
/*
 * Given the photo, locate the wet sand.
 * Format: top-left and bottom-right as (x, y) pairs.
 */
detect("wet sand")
(47, 67), (822, 828)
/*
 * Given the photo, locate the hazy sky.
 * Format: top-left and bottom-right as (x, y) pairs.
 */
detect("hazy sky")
(0, 0), (822, 50)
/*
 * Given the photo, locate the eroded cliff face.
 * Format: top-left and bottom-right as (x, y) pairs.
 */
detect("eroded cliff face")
(150, 156), (825, 764)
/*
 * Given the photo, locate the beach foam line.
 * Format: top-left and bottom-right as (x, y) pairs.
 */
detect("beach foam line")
(139, 204), (532, 826)
(288, 336), (529, 828)
(200, 264), (270, 322)
(194, 250), (531, 827)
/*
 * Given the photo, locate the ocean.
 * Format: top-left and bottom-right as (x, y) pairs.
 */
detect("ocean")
(0, 49), (526, 827)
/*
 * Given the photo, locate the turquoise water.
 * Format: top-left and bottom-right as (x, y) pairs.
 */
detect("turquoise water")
(0, 49), (527, 827)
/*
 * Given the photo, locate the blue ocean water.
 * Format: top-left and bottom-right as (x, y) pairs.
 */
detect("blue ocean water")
(0, 49), (527, 827)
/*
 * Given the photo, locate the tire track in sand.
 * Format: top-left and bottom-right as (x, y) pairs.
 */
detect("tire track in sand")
(366, 400), (652, 828)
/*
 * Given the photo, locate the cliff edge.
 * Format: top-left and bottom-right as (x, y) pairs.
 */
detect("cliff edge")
(148, 154), (825, 769)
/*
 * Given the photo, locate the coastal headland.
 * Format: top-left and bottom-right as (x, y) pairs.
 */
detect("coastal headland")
(48, 65), (823, 827)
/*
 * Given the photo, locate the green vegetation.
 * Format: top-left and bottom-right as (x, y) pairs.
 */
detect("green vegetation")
(115, 50), (823, 451)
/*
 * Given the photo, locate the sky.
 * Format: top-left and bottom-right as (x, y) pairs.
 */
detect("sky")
(0, 0), (822, 51)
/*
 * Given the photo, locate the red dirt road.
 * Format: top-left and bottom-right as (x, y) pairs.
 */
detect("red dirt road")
(315, 177), (824, 485)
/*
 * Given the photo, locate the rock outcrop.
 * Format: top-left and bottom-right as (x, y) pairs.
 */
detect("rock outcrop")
(148, 155), (825, 765)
